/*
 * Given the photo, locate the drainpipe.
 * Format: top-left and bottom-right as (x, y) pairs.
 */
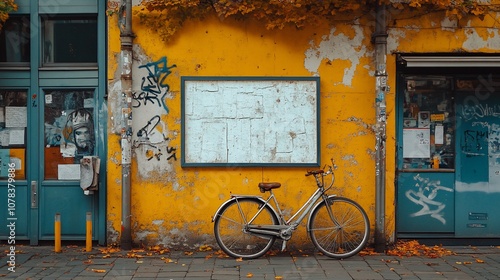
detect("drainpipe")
(120, 0), (134, 250)
(372, 2), (388, 253)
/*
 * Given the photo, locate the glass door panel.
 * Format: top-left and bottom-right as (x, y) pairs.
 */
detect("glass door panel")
(44, 89), (95, 180)
(0, 90), (28, 179)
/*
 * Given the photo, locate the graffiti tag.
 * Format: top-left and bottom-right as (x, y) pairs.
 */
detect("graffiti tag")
(405, 174), (453, 225)
(133, 57), (177, 112)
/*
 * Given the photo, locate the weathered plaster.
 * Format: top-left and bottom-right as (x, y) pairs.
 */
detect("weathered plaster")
(387, 29), (407, 53)
(463, 26), (500, 50)
(304, 25), (368, 86)
(441, 17), (458, 31)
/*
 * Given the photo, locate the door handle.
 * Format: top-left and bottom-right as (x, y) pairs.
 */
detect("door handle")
(31, 181), (38, 208)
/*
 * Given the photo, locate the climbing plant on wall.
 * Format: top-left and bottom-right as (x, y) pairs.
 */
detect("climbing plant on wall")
(0, 0), (17, 30)
(132, 0), (499, 41)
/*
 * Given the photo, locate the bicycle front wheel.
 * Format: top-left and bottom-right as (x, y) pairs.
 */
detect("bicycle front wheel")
(308, 196), (369, 259)
(214, 197), (279, 259)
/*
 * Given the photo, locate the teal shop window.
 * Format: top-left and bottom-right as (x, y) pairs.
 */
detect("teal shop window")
(402, 76), (455, 170)
(41, 16), (97, 65)
(0, 15), (30, 64)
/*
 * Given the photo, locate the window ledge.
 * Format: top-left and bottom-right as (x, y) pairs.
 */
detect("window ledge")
(39, 66), (98, 71)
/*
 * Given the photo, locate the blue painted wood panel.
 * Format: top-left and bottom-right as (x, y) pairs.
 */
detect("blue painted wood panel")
(397, 172), (455, 233)
(455, 91), (500, 237)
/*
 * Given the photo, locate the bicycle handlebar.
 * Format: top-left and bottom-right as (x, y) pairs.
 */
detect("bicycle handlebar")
(305, 162), (336, 190)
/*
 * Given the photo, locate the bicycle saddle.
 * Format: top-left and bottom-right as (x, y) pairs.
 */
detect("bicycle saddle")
(258, 182), (281, 193)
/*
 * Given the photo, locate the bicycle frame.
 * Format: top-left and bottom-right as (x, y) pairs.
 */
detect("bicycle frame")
(245, 187), (324, 235)
(214, 166), (336, 243)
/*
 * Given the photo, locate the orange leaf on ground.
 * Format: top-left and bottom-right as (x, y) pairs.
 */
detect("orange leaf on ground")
(199, 245), (213, 251)
(359, 247), (379, 256)
(386, 240), (454, 258)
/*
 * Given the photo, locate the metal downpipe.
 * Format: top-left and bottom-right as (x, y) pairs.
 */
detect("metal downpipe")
(373, 3), (388, 253)
(120, 0), (134, 250)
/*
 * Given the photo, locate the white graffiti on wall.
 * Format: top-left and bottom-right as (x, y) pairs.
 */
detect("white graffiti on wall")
(405, 174), (453, 224)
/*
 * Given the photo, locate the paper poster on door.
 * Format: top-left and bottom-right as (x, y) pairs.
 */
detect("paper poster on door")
(9, 129), (24, 145)
(418, 111), (430, 128)
(58, 164), (81, 180)
(435, 125), (444, 145)
(403, 128), (430, 158)
(5, 106), (27, 128)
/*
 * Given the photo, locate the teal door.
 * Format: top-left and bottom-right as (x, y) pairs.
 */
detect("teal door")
(0, 87), (104, 244)
(396, 76), (456, 237)
(397, 72), (500, 238)
(455, 91), (500, 237)
(0, 0), (107, 245)
(39, 88), (100, 241)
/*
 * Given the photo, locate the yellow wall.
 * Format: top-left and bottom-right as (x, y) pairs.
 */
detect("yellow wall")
(107, 6), (500, 248)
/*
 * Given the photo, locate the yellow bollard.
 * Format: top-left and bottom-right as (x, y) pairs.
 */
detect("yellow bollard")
(86, 212), (92, 252)
(54, 213), (61, 253)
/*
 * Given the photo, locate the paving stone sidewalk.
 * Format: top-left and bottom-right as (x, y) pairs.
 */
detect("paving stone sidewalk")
(2, 244), (500, 279)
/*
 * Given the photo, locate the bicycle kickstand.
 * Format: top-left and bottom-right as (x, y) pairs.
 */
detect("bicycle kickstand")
(281, 240), (287, 251)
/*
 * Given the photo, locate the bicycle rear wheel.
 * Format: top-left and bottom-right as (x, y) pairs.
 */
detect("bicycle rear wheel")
(308, 196), (369, 259)
(214, 197), (279, 259)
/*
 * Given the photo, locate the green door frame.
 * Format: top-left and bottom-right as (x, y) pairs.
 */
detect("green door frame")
(395, 56), (500, 240)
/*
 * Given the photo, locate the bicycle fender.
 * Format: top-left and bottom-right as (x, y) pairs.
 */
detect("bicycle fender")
(306, 195), (336, 231)
(211, 196), (269, 222)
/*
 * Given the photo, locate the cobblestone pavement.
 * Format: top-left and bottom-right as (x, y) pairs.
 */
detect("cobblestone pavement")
(2, 244), (500, 279)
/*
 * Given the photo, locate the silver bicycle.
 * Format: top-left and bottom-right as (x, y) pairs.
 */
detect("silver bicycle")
(212, 161), (370, 259)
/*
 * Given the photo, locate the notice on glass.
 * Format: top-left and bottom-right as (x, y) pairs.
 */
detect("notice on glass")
(0, 130), (9, 146)
(403, 128), (430, 158)
(435, 125), (444, 145)
(5, 107), (27, 128)
(58, 164), (81, 180)
(9, 129), (25, 145)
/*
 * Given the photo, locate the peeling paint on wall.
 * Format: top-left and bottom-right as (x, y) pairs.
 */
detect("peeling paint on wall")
(387, 29), (407, 53)
(106, 219), (120, 244)
(441, 17), (458, 31)
(304, 24), (368, 86)
(134, 221), (213, 249)
(463, 26), (500, 50)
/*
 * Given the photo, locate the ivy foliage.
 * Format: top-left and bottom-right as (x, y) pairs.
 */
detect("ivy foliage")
(0, 0), (17, 30)
(134, 0), (498, 41)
